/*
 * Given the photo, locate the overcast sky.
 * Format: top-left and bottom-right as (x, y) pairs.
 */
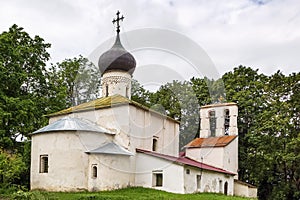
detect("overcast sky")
(1, 0), (300, 80)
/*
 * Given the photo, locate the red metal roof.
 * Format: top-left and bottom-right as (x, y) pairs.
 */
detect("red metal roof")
(185, 135), (237, 148)
(136, 148), (235, 175)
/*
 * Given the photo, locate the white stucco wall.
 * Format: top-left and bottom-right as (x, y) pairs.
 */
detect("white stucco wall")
(135, 153), (184, 194)
(34, 102), (179, 192)
(101, 71), (132, 98)
(223, 138), (238, 178)
(185, 138), (238, 178)
(31, 131), (112, 191)
(50, 104), (179, 157)
(234, 181), (257, 198)
(87, 154), (135, 191)
(186, 147), (224, 169)
(183, 166), (234, 195)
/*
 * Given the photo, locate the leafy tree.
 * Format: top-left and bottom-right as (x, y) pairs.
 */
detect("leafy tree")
(150, 80), (201, 148)
(0, 150), (26, 189)
(47, 56), (101, 108)
(222, 66), (268, 185)
(248, 71), (300, 200)
(131, 79), (151, 107)
(0, 24), (51, 149)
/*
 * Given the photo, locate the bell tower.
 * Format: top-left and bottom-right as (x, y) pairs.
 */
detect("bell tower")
(199, 103), (238, 138)
(98, 11), (136, 99)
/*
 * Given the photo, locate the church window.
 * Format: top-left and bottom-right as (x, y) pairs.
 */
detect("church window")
(153, 171), (163, 187)
(219, 180), (223, 193)
(152, 138), (157, 151)
(105, 85), (109, 97)
(186, 169), (190, 174)
(224, 109), (230, 135)
(209, 110), (216, 137)
(40, 155), (48, 173)
(196, 175), (201, 189)
(224, 181), (228, 195)
(126, 87), (129, 98)
(92, 165), (97, 178)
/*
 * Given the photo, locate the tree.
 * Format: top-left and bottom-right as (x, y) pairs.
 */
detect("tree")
(0, 24), (51, 149)
(248, 71), (300, 200)
(150, 80), (201, 148)
(131, 79), (151, 107)
(222, 66), (268, 185)
(47, 56), (101, 108)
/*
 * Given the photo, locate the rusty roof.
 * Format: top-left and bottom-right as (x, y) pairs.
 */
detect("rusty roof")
(46, 95), (179, 124)
(185, 135), (237, 148)
(136, 148), (235, 175)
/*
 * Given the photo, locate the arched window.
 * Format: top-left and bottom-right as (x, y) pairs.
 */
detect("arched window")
(92, 165), (97, 178)
(224, 181), (228, 195)
(152, 138), (157, 151)
(224, 109), (230, 135)
(209, 110), (216, 137)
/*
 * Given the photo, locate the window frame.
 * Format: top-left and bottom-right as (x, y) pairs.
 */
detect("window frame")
(209, 110), (216, 137)
(224, 109), (230, 135)
(39, 155), (49, 173)
(91, 164), (98, 178)
(152, 171), (163, 187)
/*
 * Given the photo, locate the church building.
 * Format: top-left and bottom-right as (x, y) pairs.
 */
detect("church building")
(30, 11), (256, 198)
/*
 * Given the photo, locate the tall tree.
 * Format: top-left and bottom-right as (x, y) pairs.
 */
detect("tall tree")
(150, 80), (201, 148)
(47, 56), (101, 108)
(248, 71), (300, 200)
(222, 66), (268, 183)
(0, 24), (51, 148)
(0, 24), (51, 190)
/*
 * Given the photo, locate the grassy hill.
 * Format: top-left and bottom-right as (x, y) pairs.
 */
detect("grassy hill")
(5, 187), (257, 200)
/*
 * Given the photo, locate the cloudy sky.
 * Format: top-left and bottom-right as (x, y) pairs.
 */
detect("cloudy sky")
(1, 0), (299, 80)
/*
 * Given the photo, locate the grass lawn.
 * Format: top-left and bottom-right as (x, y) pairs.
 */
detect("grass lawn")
(3, 187), (257, 200)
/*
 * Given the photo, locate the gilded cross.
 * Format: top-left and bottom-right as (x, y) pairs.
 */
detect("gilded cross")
(112, 10), (124, 33)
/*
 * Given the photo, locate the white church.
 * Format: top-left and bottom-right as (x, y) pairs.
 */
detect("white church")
(30, 11), (257, 198)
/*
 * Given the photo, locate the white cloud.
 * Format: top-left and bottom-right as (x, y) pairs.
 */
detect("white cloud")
(0, 0), (299, 77)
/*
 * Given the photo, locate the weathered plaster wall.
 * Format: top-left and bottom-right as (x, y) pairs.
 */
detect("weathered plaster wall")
(223, 139), (238, 178)
(200, 171), (234, 195)
(185, 138), (238, 178)
(234, 181), (257, 198)
(87, 154), (135, 191)
(101, 71), (132, 98)
(50, 104), (179, 157)
(135, 153), (184, 194)
(31, 131), (111, 191)
(185, 147), (224, 169)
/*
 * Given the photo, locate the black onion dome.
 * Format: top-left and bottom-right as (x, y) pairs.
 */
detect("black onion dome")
(98, 34), (136, 75)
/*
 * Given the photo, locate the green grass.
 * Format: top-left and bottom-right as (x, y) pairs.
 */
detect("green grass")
(2, 187), (257, 200)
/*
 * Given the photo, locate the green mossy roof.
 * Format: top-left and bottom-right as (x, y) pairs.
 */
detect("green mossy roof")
(47, 95), (179, 124)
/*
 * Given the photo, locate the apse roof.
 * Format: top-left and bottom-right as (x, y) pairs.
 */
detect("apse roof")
(46, 95), (179, 124)
(31, 117), (114, 135)
(86, 142), (133, 156)
(184, 135), (237, 148)
(136, 148), (235, 175)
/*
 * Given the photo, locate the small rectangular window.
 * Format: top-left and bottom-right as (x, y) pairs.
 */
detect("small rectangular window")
(152, 171), (163, 187)
(186, 169), (190, 174)
(40, 155), (48, 173)
(196, 175), (201, 189)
